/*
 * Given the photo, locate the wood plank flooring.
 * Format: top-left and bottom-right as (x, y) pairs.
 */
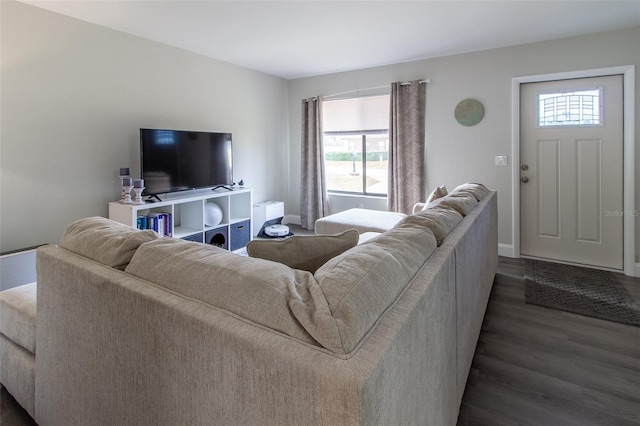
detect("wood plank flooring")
(0, 386), (36, 426)
(2, 257), (638, 425)
(457, 257), (640, 426)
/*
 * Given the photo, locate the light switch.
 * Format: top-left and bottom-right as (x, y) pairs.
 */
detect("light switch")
(495, 155), (508, 166)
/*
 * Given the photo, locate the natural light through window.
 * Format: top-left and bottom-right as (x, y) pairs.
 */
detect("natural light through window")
(537, 87), (603, 127)
(323, 95), (390, 196)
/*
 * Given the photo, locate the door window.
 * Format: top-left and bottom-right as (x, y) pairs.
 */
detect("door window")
(537, 87), (603, 127)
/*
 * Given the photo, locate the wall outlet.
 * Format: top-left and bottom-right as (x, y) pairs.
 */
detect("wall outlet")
(495, 155), (508, 166)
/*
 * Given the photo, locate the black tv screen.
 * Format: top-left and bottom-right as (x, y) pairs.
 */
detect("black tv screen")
(140, 128), (233, 196)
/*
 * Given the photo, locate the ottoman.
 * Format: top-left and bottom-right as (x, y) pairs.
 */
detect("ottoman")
(315, 208), (407, 235)
(0, 283), (36, 418)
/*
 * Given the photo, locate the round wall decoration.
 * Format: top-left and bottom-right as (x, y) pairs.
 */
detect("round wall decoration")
(454, 98), (484, 126)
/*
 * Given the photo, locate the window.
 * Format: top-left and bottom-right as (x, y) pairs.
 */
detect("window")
(537, 87), (603, 127)
(322, 95), (390, 196)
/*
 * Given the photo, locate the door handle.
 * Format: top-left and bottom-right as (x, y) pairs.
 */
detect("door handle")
(521, 176), (530, 183)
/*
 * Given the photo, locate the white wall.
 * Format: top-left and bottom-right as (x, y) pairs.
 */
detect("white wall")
(2, 1), (638, 263)
(287, 27), (640, 260)
(0, 1), (289, 252)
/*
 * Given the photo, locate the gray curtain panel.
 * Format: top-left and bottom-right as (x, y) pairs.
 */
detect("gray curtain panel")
(300, 97), (328, 230)
(388, 80), (426, 214)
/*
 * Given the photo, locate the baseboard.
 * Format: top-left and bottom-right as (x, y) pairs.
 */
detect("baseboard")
(498, 243), (515, 258)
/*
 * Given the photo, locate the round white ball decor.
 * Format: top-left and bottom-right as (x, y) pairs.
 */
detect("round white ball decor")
(204, 202), (223, 226)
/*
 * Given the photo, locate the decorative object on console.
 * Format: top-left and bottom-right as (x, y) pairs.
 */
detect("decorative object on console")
(119, 168), (131, 203)
(454, 98), (484, 126)
(204, 202), (223, 227)
(132, 179), (145, 204)
(119, 176), (133, 204)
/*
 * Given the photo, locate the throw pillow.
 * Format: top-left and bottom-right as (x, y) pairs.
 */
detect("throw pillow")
(246, 229), (359, 273)
(425, 185), (448, 206)
(412, 185), (448, 214)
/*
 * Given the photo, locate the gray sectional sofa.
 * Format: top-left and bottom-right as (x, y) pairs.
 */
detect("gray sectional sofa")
(1, 183), (497, 425)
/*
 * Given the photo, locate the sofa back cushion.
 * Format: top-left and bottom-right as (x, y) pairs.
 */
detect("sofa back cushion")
(450, 182), (489, 201)
(124, 238), (317, 344)
(430, 192), (478, 216)
(399, 207), (463, 245)
(288, 224), (437, 354)
(59, 217), (159, 270)
(246, 229), (359, 273)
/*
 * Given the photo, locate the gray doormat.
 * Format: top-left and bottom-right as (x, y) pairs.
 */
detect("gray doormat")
(524, 259), (640, 327)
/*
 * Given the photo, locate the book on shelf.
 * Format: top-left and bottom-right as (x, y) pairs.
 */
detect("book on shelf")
(136, 213), (172, 237)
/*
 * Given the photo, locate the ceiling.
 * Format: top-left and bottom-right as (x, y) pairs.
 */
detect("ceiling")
(21, 0), (640, 80)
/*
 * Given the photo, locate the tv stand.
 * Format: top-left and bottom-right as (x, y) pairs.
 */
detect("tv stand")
(108, 188), (252, 252)
(212, 185), (233, 191)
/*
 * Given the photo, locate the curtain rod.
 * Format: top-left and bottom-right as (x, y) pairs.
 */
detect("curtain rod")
(321, 79), (430, 101)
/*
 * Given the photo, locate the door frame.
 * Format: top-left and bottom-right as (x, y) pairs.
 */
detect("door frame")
(511, 65), (636, 277)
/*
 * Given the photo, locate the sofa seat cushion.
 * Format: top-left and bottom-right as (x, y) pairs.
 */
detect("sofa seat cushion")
(288, 224), (437, 354)
(125, 239), (318, 345)
(315, 208), (407, 235)
(0, 283), (36, 354)
(246, 229), (359, 273)
(399, 207), (463, 245)
(60, 217), (159, 270)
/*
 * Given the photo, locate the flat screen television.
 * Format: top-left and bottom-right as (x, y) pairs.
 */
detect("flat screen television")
(140, 128), (233, 196)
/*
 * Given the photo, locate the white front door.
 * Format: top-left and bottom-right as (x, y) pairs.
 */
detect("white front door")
(520, 75), (624, 270)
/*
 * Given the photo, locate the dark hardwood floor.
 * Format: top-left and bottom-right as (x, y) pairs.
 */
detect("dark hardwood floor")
(2, 257), (639, 425)
(457, 257), (640, 426)
(0, 385), (36, 426)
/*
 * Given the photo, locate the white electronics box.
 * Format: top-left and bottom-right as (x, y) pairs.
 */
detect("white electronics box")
(252, 201), (284, 236)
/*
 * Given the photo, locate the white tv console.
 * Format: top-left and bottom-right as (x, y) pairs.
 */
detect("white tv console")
(108, 187), (252, 252)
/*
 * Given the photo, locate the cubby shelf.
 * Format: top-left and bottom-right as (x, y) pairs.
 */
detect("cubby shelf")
(108, 187), (252, 252)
